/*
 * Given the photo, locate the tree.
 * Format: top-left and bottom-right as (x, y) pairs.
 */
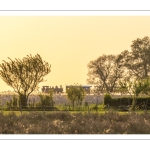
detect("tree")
(87, 54), (124, 94)
(66, 84), (86, 110)
(119, 78), (150, 111)
(0, 54), (51, 108)
(119, 36), (150, 79)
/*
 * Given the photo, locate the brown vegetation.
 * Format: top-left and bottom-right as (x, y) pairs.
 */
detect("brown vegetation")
(0, 111), (150, 134)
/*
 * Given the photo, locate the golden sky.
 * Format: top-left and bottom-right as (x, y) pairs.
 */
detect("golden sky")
(0, 16), (150, 92)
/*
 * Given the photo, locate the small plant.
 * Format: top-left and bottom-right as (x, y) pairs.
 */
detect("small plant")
(104, 93), (112, 105)
(91, 104), (98, 111)
(38, 89), (55, 110)
(6, 101), (10, 109)
(12, 95), (18, 108)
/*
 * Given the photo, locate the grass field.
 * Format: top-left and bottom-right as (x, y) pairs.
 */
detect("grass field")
(0, 110), (150, 134)
(0, 100), (149, 134)
(1, 102), (149, 115)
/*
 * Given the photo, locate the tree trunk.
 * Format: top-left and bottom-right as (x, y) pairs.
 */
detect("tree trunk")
(131, 97), (137, 111)
(72, 100), (74, 110)
(104, 82), (110, 93)
(19, 94), (27, 108)
(144, 62), (148, 78)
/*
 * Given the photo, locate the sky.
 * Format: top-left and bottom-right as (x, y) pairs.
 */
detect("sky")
(0, 16), (150, 92)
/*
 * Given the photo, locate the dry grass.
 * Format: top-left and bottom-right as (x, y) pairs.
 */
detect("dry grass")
(0, 111), (150, 134)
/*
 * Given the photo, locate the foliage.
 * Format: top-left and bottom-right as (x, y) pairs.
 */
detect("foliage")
(38, 90), (55, 110)
(87, 54), (124, 94)
(118, 36), (150, 79)
(0, 54), (51, 107)
(66, 84), (86, 109)
(87, 36), (150, 95)
(12, 95), (18, 108)
(104, 96), (150, 110)
(6, 95), (19, 110)
(119, 78), (150, 111)
(1, 111), (150, 134)
(91, 104), (99, 111)
(103, 93), (112, 105)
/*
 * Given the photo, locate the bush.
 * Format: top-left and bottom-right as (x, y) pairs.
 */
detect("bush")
(91, 104), (98, 111)
(38, 90), (55, 110)
(103, 93), (112, 105)
(104, 95), (150, 110)
(112, 97), (132, 107)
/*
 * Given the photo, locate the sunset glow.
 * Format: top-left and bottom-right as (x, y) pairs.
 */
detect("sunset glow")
(0, 16), (150, 92)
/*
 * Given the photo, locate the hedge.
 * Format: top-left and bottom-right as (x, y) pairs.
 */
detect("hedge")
(104, 94), (150, 109)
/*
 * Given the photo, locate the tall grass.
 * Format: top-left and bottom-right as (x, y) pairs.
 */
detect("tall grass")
(0, 111), (150, 134)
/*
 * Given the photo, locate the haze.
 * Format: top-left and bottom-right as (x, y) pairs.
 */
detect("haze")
(0, 16), (150, 92)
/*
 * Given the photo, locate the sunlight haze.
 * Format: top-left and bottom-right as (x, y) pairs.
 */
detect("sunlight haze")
(0, 16), (150, 92)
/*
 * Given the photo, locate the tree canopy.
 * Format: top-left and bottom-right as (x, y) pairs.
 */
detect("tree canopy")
(118, 36), (150, 79)
(87, 36), (150, 110)
(87, 36), (150, 95)
(87, 54), (124, 94)
(66, 84), (86, 109)
(0, 54), (51, 107)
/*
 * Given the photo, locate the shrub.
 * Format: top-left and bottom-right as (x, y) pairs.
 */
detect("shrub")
(103, 93), (112, 105)
(38, 90), (55, 110)
(91, 104), (98, 111)
(112, 97), (132, 107)
(12, 95), (18, 108)
(104, 96), (150, 110)
(66, 85), (86, 110)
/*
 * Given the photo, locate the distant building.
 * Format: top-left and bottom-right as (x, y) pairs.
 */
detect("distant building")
(66, 85), (92, 94)
(41, 85), (63, 94)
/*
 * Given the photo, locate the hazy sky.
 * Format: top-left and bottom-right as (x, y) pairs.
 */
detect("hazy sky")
(0, 16), (150, 92)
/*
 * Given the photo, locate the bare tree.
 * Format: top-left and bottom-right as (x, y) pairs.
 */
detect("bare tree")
(0, 54), (51, 107)
(87, 54), (124, 94)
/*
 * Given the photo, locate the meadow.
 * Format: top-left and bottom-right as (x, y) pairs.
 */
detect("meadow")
(0, 92), (150, 134)
(0, 110), (150, 134)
